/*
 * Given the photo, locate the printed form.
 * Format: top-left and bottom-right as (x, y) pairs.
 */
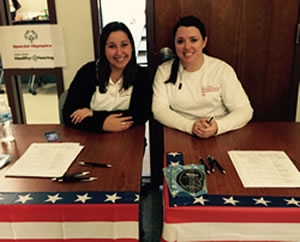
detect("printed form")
(5, 143), (84, 178)
(228, 150), (300, 188)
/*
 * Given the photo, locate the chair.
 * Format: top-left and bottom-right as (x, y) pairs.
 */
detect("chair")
(59, 90), (68, 124)
(28, 75), (37, 95)
(27, 75), (47, 95)
(160, 47), (175, 62)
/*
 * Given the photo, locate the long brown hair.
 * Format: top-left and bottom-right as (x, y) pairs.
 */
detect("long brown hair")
(97, 22), (137, 93)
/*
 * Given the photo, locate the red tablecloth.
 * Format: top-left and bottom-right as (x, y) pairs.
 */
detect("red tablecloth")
(162, 152), (300, 242)
(0, 191), (139, 241)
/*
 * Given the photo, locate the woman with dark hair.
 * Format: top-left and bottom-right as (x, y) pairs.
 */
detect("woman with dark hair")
(63, 22), (152, 132)
(152, 16), (253, 138)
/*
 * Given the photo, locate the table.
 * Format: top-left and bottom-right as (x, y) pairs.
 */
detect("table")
(162, 122), (300, 242)
(0, 124), (145, 241)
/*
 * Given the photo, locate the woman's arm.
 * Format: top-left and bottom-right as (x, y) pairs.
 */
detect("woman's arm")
(152, 63), (195, 134)
(214, 65), (253, 135)
(62, 62), (111, 132)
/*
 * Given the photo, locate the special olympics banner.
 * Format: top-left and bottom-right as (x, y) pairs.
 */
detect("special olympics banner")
(0, 24), (66, 68)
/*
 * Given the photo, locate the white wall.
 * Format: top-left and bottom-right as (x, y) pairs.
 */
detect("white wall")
(55, 0), (95, 89)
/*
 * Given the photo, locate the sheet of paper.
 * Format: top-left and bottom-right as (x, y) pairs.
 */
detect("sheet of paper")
(228, 150), (300, 188)
(5, 143), (84, 178)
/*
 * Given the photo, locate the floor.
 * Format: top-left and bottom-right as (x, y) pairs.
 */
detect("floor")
(0, 82), (59, 124)
(140, 184), (163, 241)
(0, 82), (163, 241)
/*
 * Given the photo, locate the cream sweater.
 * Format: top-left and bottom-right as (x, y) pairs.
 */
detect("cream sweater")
(152, 54), (253, 135)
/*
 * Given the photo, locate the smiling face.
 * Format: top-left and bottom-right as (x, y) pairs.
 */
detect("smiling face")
(175, 26), (207, 71)
(105, 30), (132, 73)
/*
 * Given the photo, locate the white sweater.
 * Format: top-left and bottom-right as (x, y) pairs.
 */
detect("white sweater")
(152, 54), (253, 135)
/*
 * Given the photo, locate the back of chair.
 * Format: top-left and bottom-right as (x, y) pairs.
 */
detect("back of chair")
(59, 90), (68, 124)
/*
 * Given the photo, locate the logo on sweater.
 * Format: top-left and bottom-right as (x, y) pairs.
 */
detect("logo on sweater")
(201, 86), (219, 96)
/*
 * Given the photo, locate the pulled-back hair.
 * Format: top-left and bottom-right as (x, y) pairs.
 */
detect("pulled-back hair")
(165, 16), (207, 84)
(97, 21), (137, 93)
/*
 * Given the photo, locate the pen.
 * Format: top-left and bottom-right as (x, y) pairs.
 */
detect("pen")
(198, 156), (210, 175)
(207, 156), (215, 173)
(79, 161), (112, 168)
(210, 156), (226, 175)
(52, 171), (90, 181)
(206, 116), (214, 124)
(56, 176), (97, 182)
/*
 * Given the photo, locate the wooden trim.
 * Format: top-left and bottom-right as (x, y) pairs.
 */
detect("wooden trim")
(290, 41), (300, 121)
(54, 68), (64, 96)
(289, 5), (300, 121)
(146, 0), (156, 79)
(90, 0), (101, 59)
(48, 0), (57, 24)
(0, 0), (5, 25)
(0, 0), (10, 26)
(146, 0), (165, 185)
(3, 72), (25, 123)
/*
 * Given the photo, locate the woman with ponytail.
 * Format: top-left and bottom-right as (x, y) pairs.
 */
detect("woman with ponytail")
(152, 16), (253, 138)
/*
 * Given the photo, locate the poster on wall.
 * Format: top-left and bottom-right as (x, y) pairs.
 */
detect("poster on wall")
(0, 24), (66, 69)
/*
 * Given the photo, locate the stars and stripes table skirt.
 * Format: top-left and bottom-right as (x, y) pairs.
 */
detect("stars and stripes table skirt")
(161, 152), (300, 242)
(0, 191), (139, 241)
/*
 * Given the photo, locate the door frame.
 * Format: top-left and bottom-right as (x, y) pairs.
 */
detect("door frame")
(290, 5), (300, 120)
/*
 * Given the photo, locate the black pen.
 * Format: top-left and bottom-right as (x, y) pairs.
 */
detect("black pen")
(206, 117), (214, 124)
(207, 156), (215, 173)
(210, 156), (226, 175)
(79, 161), (112, 168)
(52, 171), (90, 181)
(198, 156), (210, 175)
(56, 176), (97, 182)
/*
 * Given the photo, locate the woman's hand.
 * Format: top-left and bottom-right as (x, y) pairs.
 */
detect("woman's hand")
(102, 113), (134, 132)
(192, 117), (218, 138)
(70, 108), (93, 124)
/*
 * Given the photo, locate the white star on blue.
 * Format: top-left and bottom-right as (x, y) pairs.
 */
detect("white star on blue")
(45, 193), (63, 204)
(284, 197), (300, 207)
(105, 193), (121, 203)
(253, 197), (271, 206)
(168, 152), (181, 157)
(169, 161), (180, 167)
(75, 193), (92, 203)
(15, 194), (33, 204)
(223, 196), (240, 206)
(193, 196), (209, 205)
